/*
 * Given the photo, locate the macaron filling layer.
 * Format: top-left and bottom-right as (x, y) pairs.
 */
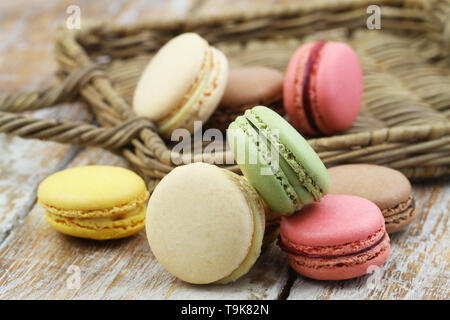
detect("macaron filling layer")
(382, 196), (414, 218)
(46, 205), (146, 230)
(45, 205), (147, 240)
(158, 47), (226, 136)
(157, 46), (212, 134)
(279, 228), (386, 258)
(285, 234), (390, 269)
(384, 197), (417, 227)
(301, 41), (327, 134)
(40, 190), (150, 218)
(233, 115), (300, 208)
(244, 109), (323, 201)
(216, 171), (265, 284)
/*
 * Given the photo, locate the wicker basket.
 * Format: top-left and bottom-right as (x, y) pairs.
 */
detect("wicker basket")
(1, 0), (449, 192)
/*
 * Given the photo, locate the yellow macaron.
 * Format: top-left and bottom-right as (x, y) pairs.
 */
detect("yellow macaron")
(37, 165), (149, 240)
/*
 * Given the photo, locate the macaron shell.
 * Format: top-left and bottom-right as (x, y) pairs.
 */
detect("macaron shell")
(158, 47), (228, 137)
(197, 48), (229, 120)
(250, 106), (330, 197)
(314, 42), (362, 133)
(288, 234), (390, 280)
(37, 166), (148, 212)
(45, 206), (146, 240)
(280, 195), (385, 247)
(133, 33), (207, 121)
(328, 164), (412, 210)
(283, 43), (316, 135)
(221, 66), (283, 108)
(146, 163), (255, 284)
(280, 226), (384, 257)
(277, 151), (314, 205)
(216, 170), (266, 284)
(280, 194), (390, 280)
(227, 121), (297, 214)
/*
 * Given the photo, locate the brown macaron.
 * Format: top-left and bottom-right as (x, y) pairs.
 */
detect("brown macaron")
(327, 164), (417, 234)
(221, 66), (284, 108)
(207, 66), (284, 131)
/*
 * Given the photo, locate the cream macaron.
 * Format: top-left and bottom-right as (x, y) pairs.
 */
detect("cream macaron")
(146, 162), (265, 284)
(133, 33), (228, 138)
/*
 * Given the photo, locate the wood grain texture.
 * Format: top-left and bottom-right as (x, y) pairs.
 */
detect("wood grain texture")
(0, 105), (89, 242)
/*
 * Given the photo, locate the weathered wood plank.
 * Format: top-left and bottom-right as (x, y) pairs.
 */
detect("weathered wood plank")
(0, 147), (289, 300)
(0, 2), (95, 241)
(287, 179), (450, 300)
(1, 148), (447, 299)
(0, 1), (94, 241)
(0, 105), (89, 242)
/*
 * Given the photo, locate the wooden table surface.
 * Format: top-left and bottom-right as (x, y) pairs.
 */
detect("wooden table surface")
(0, 0), (448, 300)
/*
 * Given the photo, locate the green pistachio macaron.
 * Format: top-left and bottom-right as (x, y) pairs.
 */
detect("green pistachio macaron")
(227, 106), (330, 215)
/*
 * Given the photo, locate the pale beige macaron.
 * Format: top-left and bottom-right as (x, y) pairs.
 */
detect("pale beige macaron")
(133, 33), (228, 138)
(146, 162), (266, 284)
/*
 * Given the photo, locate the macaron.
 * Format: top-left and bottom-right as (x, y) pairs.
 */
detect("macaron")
(146, 162), (265, 284)
(221, 66), (284, 108)
(227, 105), (330, 215)
(279, 194), (390, 280)
(133, 33), (228, 138)
(208, 66), (284, 131)
(38, 166), (149, 240)
(327, 164), (417, 234)
(283, 41), (363, 136)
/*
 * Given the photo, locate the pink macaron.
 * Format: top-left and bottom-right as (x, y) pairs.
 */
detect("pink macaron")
(278, 194), (390, 280)
(283, 41), (363, 136)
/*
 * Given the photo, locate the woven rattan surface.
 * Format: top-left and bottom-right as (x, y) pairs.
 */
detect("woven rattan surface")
(0, 0), (449, 192)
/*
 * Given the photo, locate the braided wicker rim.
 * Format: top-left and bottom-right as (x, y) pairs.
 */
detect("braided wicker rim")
(1, 0), (450, 192)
